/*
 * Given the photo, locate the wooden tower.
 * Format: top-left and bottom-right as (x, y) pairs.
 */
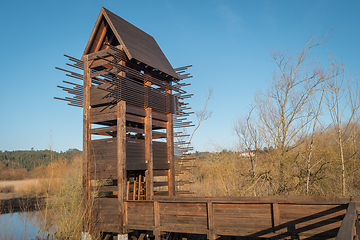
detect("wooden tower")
(55, 7), (193, 237)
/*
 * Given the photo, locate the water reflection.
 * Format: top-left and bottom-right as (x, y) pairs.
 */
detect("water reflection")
(0, 211), (54, 240)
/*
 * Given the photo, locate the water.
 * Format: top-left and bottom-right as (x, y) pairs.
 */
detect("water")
(0, 211), (43, 240)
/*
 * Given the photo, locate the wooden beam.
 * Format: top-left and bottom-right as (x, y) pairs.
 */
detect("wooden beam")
(145, 107), (153, 200)
(83, 55), (91, 232)
(117, 100), (126, 234)
(167, 89), (175, 196)
(92, 20), (107, 54)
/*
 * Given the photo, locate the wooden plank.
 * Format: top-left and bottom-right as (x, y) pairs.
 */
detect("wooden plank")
(127, 113), (145, 124)
(91, 185), (117, 192)
(153, 182), (169, 187)
(117, 100), (126, 234)
(154, 170), (168, 176)
(152, 110), (167, 122)
(90, 111), (117, 123)
(126, 104), (146, 117)
(91, 105), (117, 116)
(90, 126), (117, 134)
(152, 119), (166, 128)
(153, 162), (170, 170)
(89, 170), (117, 180)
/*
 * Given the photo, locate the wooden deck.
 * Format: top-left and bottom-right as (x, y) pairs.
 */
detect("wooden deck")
(92, 196), (360, 239)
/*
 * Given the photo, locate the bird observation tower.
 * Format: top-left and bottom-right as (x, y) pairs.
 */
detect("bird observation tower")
(55, 7), (193, 237)
(55, 7), (360, 240)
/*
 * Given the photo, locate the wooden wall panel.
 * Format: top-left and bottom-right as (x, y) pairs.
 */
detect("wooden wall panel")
(278, 204), (346, 237)
(126, 201), (154, 226)
(126, 139), (145, 171)
(153, 141), (168, 170)
(213, 203), (272, 233)
(90, 139), (117, 172)
(159, 202), (208, 230)
(93, 198), (119, 233)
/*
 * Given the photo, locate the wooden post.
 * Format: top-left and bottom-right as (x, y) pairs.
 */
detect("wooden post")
(167, 89), (175, 196)
(272, 203), (281, 234)
(82, 55), (91, 232)
(207, 201), (215, 240)
(117, 101), (126, 234)
(154, 201), (160, 240)
(145, 107), (153, 200)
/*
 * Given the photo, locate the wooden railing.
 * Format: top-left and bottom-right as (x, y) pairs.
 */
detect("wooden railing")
(93, 196), (360, 239)
(336, 202), (360, 240)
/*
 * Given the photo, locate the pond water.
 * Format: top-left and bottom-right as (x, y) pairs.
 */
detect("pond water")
(0, 211), (50, 240)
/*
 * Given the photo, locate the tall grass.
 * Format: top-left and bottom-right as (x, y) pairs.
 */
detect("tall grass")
(11, 156), (95, 239)
(35, 156), (86, 239)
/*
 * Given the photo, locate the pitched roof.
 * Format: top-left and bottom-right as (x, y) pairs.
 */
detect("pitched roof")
(83, 7), (178, 79)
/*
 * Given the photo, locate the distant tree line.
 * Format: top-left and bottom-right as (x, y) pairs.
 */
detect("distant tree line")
(0, 149), (82, 180)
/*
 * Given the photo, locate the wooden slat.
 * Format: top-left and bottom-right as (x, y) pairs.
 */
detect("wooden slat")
(91, 105), (117, 116)
(91, 185), (117, 192)
(90, 126), (117, 134)
(90, 111), (117, 123)
(154, 170), (168, 176)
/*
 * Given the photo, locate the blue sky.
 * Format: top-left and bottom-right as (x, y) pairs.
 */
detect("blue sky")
(0, 0), (359, 152)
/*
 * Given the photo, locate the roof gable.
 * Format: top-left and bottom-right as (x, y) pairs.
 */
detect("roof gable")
(83, 7), (178, 79)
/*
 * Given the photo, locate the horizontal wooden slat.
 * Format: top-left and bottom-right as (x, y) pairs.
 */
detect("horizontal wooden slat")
(153, 182), (168, 187)
(154, 170), (168, 176)
(91, 185), (117, 192)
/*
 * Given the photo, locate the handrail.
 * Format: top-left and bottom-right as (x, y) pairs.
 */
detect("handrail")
(336, 202), (360, 240)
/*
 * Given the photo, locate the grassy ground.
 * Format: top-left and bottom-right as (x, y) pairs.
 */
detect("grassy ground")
(0, 179), (47, 200)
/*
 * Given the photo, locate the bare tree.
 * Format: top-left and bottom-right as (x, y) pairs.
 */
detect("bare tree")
(187, 87), (213, 152)
(325, 57), (360, 196)
(305, 85), (326, 195)
(234, 107), (263, 196)
(254, 35), (333, 193)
